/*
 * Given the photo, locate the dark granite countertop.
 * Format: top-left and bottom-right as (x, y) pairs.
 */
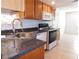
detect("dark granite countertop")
(1, 27), (38, 35)
(9, 39), (46, 59)
(2, 28), (59, 59)
(1, 27), (59, 35)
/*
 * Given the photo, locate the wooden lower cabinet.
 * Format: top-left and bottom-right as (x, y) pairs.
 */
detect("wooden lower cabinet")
(17, 46), (45, 59)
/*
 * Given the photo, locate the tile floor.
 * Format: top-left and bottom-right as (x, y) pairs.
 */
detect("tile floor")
(45, 34), (79, 59)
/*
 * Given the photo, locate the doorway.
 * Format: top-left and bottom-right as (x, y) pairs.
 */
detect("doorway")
(64, 11), (79, 36)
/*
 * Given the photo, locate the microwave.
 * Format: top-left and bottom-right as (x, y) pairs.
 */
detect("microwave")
(42, 11), (54, 20)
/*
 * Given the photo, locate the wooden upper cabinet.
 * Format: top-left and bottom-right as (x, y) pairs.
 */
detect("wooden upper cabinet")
(34, 0), (43, 20)
(2, 0), (55, 20)
(47, 5), (52, 13)
(1, 0), (24, 11)
(24, 0), (35, 19)
(42, 3), (48, 12)
(24, 0), (55, 20)
(43, 3), (54, 13)
(24, 0), (43, 20)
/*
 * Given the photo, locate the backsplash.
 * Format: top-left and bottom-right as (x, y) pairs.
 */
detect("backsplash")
(22, 20), (41, 28)
(1, 19), (41, 30)
(1, 13), (53, 30)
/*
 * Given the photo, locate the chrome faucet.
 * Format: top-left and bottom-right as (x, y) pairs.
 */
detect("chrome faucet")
(12, 19), (23, 36)
(12, 19), (24, 49)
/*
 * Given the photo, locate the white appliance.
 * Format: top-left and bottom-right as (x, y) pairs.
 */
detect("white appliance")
(42, 11), (54, 20)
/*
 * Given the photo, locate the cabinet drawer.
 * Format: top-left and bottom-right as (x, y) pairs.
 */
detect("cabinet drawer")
(17, 46), (45, 59)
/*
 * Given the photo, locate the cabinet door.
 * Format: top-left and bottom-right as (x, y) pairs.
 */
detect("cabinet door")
(24, 0), (35, 19)
(42, 3), (48, 12)
(2, 0), (16, 10)
(34, 0), (43, 20)
(42, 3), (55, 16)
(47, 5), (55, 16)
(1, 0), (24, 11)
(17, 46), (45, 59)
(47, 5), (52, 13)
(17, 0), (25, 11)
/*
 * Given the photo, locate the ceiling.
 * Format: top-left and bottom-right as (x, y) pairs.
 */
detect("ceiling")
(40, 0), (78, 8)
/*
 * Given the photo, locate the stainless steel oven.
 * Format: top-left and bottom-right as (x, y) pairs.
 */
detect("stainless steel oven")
(48, 30), (57, 50)
(38, 23), (57, 50)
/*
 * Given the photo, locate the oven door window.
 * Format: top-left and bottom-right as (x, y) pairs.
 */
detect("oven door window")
(49, 30), (57, 44)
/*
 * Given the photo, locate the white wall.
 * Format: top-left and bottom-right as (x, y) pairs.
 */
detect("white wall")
(54, 2), (78, 39)
(1, 19), (41, 30)
(1, 14), (40, 30)
(65, 11), (79, 35)
(53, 8), (66, 39)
